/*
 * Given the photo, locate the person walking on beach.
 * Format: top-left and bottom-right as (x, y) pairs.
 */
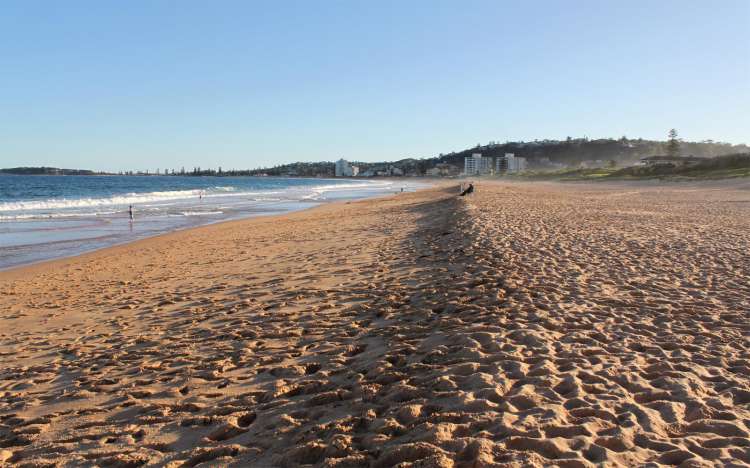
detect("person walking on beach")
(128, 205), (134, 221)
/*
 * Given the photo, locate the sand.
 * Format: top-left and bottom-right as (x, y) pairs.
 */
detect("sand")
(1, 181), (749, 467)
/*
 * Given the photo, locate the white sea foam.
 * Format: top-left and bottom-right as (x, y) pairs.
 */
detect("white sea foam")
(0, 211), (119, 221)
(0, 180), (405, 221)
(0, 186), (288, 213)
(178, 211), (224, 217)
(0, 190), (203, 212)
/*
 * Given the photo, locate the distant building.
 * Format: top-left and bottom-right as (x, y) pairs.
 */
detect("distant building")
(427, 163), (460, 177)
(496, 153), (527, 174)
(639, 155), (705, 167)
(439, 163), (460, 176)
(365, 165), (404, 177)
(335, 158), (357, 177)
(464, 153), (493, 176)
(464, 153), (479, 175)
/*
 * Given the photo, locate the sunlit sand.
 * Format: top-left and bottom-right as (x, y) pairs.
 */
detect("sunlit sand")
(1, 181), (749, 466)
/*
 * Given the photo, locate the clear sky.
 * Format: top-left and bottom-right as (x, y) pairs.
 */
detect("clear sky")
(1, 1), (748, 171)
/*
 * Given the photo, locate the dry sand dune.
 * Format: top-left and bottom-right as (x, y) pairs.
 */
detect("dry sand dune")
(1, 181), (749, 467)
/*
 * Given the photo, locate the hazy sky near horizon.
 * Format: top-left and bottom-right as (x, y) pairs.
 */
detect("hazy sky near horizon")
(1, 1), (748, 171)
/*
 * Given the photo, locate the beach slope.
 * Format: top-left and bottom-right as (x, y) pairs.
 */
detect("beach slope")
(1, 182), (749, 466)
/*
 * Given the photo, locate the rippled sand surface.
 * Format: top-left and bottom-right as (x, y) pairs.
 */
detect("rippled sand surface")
(1, 181), (749, 467)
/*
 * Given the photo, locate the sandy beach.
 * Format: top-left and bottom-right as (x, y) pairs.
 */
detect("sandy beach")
(1, 181), (749, 467)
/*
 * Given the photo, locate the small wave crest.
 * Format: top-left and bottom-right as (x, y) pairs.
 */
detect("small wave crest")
(0, 187), (241, 212)
(178, 211), (224, 217)
(0, 211), (119, 221)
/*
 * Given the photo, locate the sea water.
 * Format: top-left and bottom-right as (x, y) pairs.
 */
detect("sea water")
(0, 175), (423, 270)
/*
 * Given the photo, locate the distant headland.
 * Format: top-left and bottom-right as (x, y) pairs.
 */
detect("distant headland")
(0, 167), (104, 176)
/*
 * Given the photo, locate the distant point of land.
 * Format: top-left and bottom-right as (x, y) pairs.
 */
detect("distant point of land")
(0, 167), (103, 176)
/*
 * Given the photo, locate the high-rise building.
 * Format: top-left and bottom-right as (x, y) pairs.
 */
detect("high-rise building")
(335, 159), (356, 177)
(496, 153), (527, 174)
(464, 153), (493, 175)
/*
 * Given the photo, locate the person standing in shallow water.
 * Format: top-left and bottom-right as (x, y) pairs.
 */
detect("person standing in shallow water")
(128, 205), (134, 221)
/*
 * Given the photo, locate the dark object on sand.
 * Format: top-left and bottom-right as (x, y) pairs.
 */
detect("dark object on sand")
(459, 183), (474, 197)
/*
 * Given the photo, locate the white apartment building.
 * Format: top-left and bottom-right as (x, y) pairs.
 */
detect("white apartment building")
(496, 153), (527, 174)
(335, 159), (358, 177)
(464, 153), (493, 176)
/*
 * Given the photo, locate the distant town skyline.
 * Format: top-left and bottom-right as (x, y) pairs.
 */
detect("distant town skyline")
(1, 0), (748, 172)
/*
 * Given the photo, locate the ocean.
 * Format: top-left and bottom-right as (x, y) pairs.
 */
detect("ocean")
(0, 175), (423, 270)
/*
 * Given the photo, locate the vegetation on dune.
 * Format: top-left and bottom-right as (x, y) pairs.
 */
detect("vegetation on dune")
(433, 136), (747, 168)
(666, 129), (680, 159)
(513, 153), (750, 181)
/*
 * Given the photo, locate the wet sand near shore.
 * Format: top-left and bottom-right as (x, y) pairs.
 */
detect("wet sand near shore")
(1, 181), (749, 467)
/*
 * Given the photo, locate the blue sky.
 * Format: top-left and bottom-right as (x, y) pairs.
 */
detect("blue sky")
(1, 1), (748, 171)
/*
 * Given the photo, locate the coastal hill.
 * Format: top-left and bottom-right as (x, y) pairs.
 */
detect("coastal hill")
(520, 152), (750, 181)
(251, 137), (750, 177)
(2, 138), (748, 177)
(431, 137), (748, 168)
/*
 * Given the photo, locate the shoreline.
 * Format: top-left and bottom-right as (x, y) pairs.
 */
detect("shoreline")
(0, 180), (433, 273)
(0, 187), (427, 278)
(0, 202), (328, 276)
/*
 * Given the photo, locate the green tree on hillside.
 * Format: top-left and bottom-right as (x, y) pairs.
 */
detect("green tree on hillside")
(667, 129), (680, 158)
